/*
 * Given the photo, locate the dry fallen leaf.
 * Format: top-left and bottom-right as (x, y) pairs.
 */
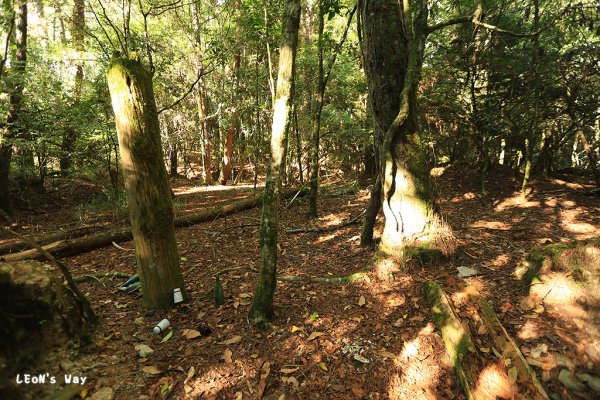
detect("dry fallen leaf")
(307, 331), (325, 341)
(142, 365), (162, 375)
(319, 362), (328, 371)
(224, 335), (243, 345)
(256, 361), (271, 398)
(358, 296), (366, 306)
(280, 366), (300, 374)
(224, 348), (233, 363)
(183, 366), (195, 385)
(182, 329), (201, 339)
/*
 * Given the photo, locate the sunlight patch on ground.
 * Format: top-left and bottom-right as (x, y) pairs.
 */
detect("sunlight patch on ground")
(315, 233), (337, 243)
(185, 363), (249, 398)
(491, 254), (511, 268)
(559, 208), (598, 237)
(470, 220), (512, 230)
(173, 183), (258, 196)
(472, 363), (517, 399)
(494, 194), (540, 212)
(549, 179), (585, 190)
(518, 320), (542, 341)
(387, 328), (449, 399)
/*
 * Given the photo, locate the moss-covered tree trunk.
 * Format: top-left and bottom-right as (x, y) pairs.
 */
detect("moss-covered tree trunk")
(249, 0), (301, 324)
(361, 0), (444, 255)
(107, 54), (186, 310)
(0, 0), (27, 213)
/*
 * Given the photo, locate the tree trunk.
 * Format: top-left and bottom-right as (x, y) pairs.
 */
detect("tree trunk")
(249, 0), (301, 324)
(106, 54), (186, 310)
(60, 0), (85, 176)
(0, 0), (27, 213)
(307, 2), (324, 219)
(220, 120), (235, 184)
(361, 0), (445, 255)
(169, 141), (178, 176)
(578, 130), (600, 188)
(360, 174), (382, 246)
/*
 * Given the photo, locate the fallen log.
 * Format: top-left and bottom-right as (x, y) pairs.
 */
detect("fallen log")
(477, 297), (549, 400)
(423, 281), (479, 400)
(0, 225), (105, 255)
(0, 187), (309, 262)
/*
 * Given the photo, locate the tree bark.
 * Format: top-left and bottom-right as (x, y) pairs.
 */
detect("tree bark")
(361, 0), (444, 255)
(360, 174), (382, 246)
(249, 0), (301, 324)
(0, 0), (27, 213)
(578, 130), (600, 188)
(107, 54), (186, 310)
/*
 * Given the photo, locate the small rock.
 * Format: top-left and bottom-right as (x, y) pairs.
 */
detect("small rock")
(576, 373), (600, 393)
(89, 387), (114, 400)
(558, 369), (587, 392)
(60, 360), (74, 371)
(457, 266), (479, 278)
(135, 344), (154, 358)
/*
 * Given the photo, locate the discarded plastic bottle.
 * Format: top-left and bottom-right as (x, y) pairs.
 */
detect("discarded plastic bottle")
(173, 288), (183, 304)
(153, 319), (170, 334)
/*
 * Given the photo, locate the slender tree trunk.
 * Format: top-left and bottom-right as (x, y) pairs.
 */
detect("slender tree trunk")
(0, 0), (27, 213)
(307, 2), (324, 218)
(578, 130), (600, 188)
(107, 54), (187, 310)
(360, 174), (382, 246)
(169, 142), (178, 176)
(521, 0), (540, 200)
(249, 0), (301, 324)
(220, 121), (235, 184)
(60, 0), (85, 176)
(293, 105), (303, 184)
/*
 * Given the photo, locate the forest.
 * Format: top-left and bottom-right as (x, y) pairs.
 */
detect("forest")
(0, 0), (599, 399)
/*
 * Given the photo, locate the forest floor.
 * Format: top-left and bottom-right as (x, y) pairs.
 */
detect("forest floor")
(2, 164), (600, 400)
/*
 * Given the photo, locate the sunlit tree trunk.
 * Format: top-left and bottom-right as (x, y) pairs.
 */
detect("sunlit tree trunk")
(60, 0), (85, 175)
(0, 0), (27, 213)
(107, 54), (187, 309)
(578, 130), (600, 188)
(361, 0), (447, 255)
(249, 0), (300, 324)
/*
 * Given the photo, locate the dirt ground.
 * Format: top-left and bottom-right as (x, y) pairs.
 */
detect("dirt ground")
(1, 165), (599, 400)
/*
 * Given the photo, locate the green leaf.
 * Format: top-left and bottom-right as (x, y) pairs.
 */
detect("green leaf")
(161, 329), (173, 343)
(309, 311), (319, 322)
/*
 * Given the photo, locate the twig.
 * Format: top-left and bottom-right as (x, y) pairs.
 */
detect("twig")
(112, 241), (133, 251)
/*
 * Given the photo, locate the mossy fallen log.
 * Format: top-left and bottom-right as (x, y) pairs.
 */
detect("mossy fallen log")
(0, 187), (309, 262)
(477, 297), (549, 400)
(278, 271), (369, 285)
(423, 280), (478, 400)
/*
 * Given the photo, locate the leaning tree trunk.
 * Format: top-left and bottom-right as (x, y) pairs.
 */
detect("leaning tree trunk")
(0, 0), (27, 213)
(107, 54), (187, 310)
(361, 0), (446, 255)
(249, 0), (301, 324)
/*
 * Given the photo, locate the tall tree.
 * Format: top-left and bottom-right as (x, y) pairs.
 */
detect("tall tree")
(107, 54), (187, 309)
(0, 0), (27, 213)
(60, 0), (85, 175)
(360, 0), (433, 254)
(307, 0), (356, 218)
(249, 0), (301, 324)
